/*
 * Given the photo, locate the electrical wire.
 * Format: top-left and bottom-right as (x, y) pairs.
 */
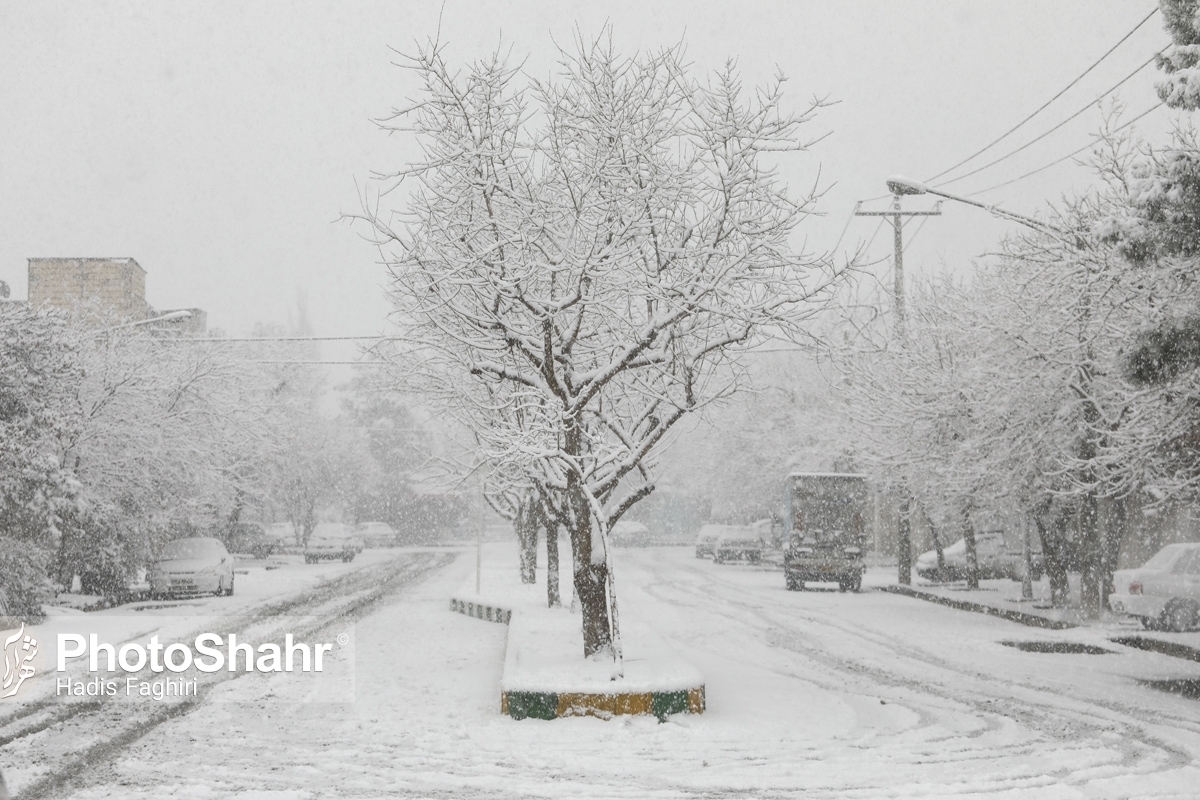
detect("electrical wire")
(933, 50), (1164, 189)
(831, 204), (858, 253)
(966, 100), (1166, 197)
(925, 5), (1159, 184)
(902, 216), (930, 254)
(154, 334), (387, 343)
(239, 360), (387, 365)
(862, 218), (886, 254)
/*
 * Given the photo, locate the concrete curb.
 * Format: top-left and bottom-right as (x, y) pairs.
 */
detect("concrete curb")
(1110, 635), (1200, 662)
(449, 597), (513, 624)
(879, 585), (1077, 630)
(450, 597), (705, 721)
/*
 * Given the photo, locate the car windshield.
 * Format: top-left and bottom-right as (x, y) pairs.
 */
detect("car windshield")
(159, 539), (221, 560)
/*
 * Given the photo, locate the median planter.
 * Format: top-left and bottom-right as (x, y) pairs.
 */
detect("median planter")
(498, 607), (705, 722)
(451, 542), (705, 721)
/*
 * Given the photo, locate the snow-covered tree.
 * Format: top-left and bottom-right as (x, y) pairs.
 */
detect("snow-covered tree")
(0, 304), (81, 619)
(359, 34), (842, 659)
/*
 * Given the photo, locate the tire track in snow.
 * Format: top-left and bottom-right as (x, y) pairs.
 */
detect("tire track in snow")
(625, 548), (1197, 793)
(6, 550), (454, 800)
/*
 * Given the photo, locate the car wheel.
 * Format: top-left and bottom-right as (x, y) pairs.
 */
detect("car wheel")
(226, 576), (235, 596)
(847, 574), (863, 593)
(1164, 599), (1199, 632)
(214, 578), (225, 597)
(786, 574), (802, 591)
(838, 581), (847, 592)
(1139, 616), (1160, 631)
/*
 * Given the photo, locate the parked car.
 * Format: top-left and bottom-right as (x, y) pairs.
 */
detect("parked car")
(305, 523), (363, 563)
(1109, 542), (1200, 631)
(355, 521), (397, 548)
(694, 525), (728, 559)
(915, 531), (1044, 582)
(713, 529), (764, 564)
(264, 521), (298, 547)
(610, 520), (651, 547)
(223, 521), (277, 559)
(149, 537), (235, 597)
(750, 518), (779, 550)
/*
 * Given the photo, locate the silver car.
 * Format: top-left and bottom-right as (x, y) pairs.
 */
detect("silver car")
(149, 537), (235, 597)
(1109, 543), (1200, 631)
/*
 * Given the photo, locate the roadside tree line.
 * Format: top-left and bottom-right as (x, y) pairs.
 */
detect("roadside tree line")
(0, 308), (438, 621)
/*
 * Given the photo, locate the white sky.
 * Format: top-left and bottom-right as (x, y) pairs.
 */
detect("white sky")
(0, 1), (1176, 364)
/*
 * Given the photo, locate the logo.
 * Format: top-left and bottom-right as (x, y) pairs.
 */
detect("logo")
(2, 624), (38, 699)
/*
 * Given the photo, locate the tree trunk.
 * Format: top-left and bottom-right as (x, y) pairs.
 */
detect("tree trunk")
(928, 518), (946, 578)
(897, 495), (912, 585)
(1020, 511), (1034, 601)
(962, 509), (980, 590)
(1100, 495), (1128, 613)
(1078, 490), (1103, 617)
(546, 520), (561, 608)
(516, 498), (538, 585)
(565, 425), (612, 659)
(1036, 499), (1071, 607)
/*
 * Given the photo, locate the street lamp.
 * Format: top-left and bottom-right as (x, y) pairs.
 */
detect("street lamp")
(885, 175), (1069, 240)
(105, 310), (193, 331)
(886, 175), (1068, 602)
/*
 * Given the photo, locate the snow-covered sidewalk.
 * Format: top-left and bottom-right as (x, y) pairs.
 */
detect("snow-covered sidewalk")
(875, 567), (1200, 656)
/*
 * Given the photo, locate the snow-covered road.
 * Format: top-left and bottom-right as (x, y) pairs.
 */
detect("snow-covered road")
(29, 546), (1200, 799)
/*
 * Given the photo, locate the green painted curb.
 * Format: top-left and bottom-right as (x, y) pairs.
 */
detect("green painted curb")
(505, 691), (559, 720)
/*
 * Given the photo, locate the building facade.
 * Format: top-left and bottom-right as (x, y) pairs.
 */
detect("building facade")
(26, 257), (205, 332)
(28, 257), (149, 320)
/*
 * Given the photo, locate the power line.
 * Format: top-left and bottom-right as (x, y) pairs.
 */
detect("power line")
(925, 5), (1159, 184)
(155, 334), (390, 343)
(967, 100), (1166, 197)
(902, 217), (931, 254)
(934, 50), (1163, 189)
(239, 360), (388, 365)
(831, 203), (859, 253)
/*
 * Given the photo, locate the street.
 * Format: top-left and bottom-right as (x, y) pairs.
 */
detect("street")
(7, 546), (1199, 799)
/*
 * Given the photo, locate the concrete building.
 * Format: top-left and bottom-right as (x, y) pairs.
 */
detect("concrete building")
(26, 257), (206, 332)
(28, 257), (149, 320)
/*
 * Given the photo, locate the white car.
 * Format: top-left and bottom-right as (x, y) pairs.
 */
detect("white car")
(915, 531), (1044, 582)
(149, 537), (235, 597)
(695, 524), (735, 559)
(356, 521), (397, 548)
(1109, 543), (1200, 631)
(304, 523), (364, 563)
(713, 529), (764, 564)
(610, 520), (650, 547)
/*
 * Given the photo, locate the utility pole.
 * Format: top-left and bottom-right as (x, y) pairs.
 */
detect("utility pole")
(854, 196), (941, 339)
(854, 194), (940, 584)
